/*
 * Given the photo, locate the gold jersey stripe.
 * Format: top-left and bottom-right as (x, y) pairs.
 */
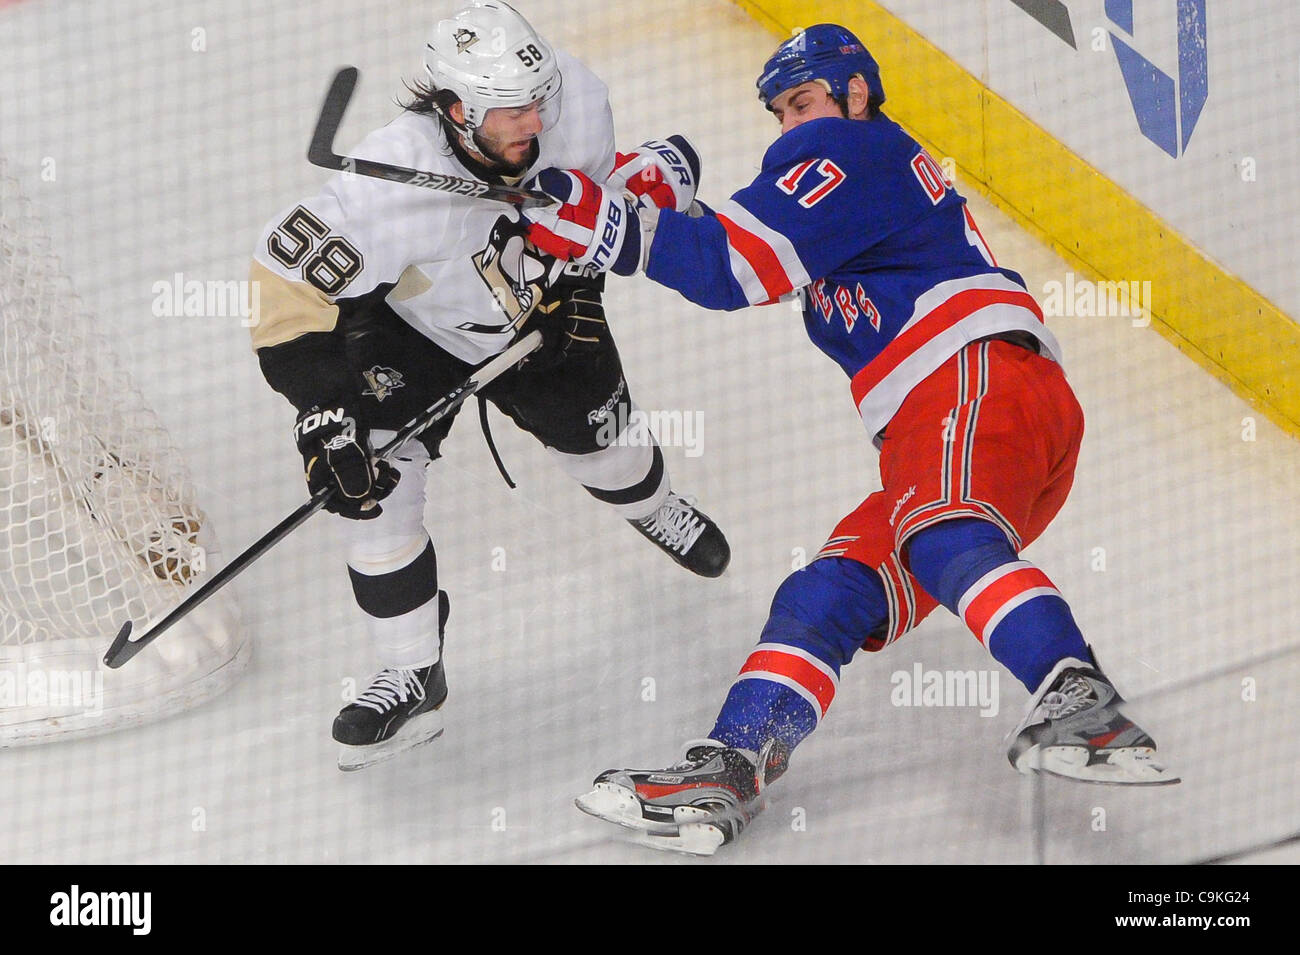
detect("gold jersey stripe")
(248, 259), (340, 351)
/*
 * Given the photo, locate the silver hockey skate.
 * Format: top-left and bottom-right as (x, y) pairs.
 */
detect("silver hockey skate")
(576, 738), (787, 855)
(1007, 654), (1179, 785)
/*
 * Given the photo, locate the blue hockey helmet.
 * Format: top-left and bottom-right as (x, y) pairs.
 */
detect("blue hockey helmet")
(756, 24), (885, 112)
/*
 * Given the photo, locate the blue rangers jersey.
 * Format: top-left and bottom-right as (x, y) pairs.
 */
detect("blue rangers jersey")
(645, 115), (1062, 441)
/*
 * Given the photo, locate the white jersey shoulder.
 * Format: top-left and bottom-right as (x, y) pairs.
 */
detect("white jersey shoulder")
(539, 49), (615, 179)
(252, 48), (614, 364)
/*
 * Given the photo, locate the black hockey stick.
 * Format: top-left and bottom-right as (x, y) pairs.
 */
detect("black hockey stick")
(103, 329), (543, 669)
(307, 66), (552, 208)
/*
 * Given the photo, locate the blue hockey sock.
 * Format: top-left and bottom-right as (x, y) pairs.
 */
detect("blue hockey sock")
(709, 557), (887, 752)
(905, 518), (1089, 691)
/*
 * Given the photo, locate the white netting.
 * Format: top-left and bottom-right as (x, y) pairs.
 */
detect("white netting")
(0, 157), (246, 744)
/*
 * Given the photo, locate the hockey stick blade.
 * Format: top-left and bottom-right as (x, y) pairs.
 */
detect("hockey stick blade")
(103, 330), (542, 669)
(307, 66), (551, 208)
(104, 620), (134, 667)
(306, 65), (359, 169)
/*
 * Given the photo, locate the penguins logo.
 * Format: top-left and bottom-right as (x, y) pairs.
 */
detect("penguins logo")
(469, 216), (558, 332)
(362, 366), (405, 402)
(453, 28), (479, 53)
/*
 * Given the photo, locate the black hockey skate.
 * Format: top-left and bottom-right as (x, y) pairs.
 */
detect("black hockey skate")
(630, 492), (730, 578)
(575, 738), (788, 855)
(1007, 652), (1179, 785)
(334, 591), (450, 772)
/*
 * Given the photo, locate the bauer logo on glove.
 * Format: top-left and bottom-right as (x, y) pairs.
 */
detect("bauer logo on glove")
(523, 168), (641, 275)
(523, 134), (700, 277)
(607, 135), (701, 213)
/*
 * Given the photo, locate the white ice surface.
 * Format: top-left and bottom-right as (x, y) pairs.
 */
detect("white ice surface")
(1, 0), (1296, 864)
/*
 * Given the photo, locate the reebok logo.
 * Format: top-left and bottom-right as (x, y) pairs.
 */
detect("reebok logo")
(889, 485), (917, 527)
(586, 377), (626, 425)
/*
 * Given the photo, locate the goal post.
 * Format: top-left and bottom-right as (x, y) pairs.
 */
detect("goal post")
(0, 158), (248, 745)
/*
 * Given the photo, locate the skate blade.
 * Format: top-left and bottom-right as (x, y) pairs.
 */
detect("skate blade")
(575, 782), (678, 834)
(1016, 744), (1181, 786)
(576, 786), (747, 856)
(622, 820), (727, 857)
(337, 710), (445, 772)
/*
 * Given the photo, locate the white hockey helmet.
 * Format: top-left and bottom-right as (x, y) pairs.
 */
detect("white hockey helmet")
(424, 1), (563, 130)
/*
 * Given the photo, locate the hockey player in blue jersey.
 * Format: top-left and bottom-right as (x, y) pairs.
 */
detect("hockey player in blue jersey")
(524, 23), (1178, 854)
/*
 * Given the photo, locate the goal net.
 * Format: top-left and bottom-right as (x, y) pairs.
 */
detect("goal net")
(0, 158), (247, 745)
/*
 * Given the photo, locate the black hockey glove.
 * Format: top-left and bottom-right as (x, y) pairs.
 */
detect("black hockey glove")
(293, 399), (400, 520)
(528, 271), (608, 369)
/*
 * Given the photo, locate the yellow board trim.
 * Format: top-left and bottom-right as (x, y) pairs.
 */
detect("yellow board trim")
(732, 0), (1300, 437)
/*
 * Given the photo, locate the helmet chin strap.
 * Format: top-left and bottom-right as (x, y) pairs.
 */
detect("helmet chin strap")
(465, 127), (514, 172)
(459, 126), (486, 158)
(430, 95), (493, 163)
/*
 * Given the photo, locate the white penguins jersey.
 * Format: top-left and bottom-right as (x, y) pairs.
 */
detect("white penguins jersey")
(250, 49), (615, 365)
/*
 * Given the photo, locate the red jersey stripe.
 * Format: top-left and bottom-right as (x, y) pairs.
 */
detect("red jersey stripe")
(740, 649), (836, 716)
(963, 566), (1055, 643)
(850, 288), (1043, 407)
(716, 213), (795, 303)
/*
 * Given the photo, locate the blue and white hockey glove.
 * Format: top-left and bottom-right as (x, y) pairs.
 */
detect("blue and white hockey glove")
(524, 168), (646, 276)
(607, 135), (701, 213)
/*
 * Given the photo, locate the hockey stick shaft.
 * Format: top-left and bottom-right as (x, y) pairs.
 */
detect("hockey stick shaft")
(308, 66), (552, 208)
(103, 330), (543, 669)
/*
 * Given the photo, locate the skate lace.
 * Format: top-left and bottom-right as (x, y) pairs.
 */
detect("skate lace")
(1039, 673), (1095, 720)
(673, 738), (726, 770)
(354, 668), (426, 714)
(637, 494), (705, 554)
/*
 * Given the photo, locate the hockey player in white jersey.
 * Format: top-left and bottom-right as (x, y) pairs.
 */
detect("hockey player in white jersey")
(250, 1), (729, 770)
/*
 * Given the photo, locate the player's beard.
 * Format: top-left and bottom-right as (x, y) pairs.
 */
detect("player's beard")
(469, 129), (534, 177)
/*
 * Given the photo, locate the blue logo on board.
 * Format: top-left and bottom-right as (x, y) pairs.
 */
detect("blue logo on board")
(1105, 0), (1207, 157)
(1011, 0), (1209, 158)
